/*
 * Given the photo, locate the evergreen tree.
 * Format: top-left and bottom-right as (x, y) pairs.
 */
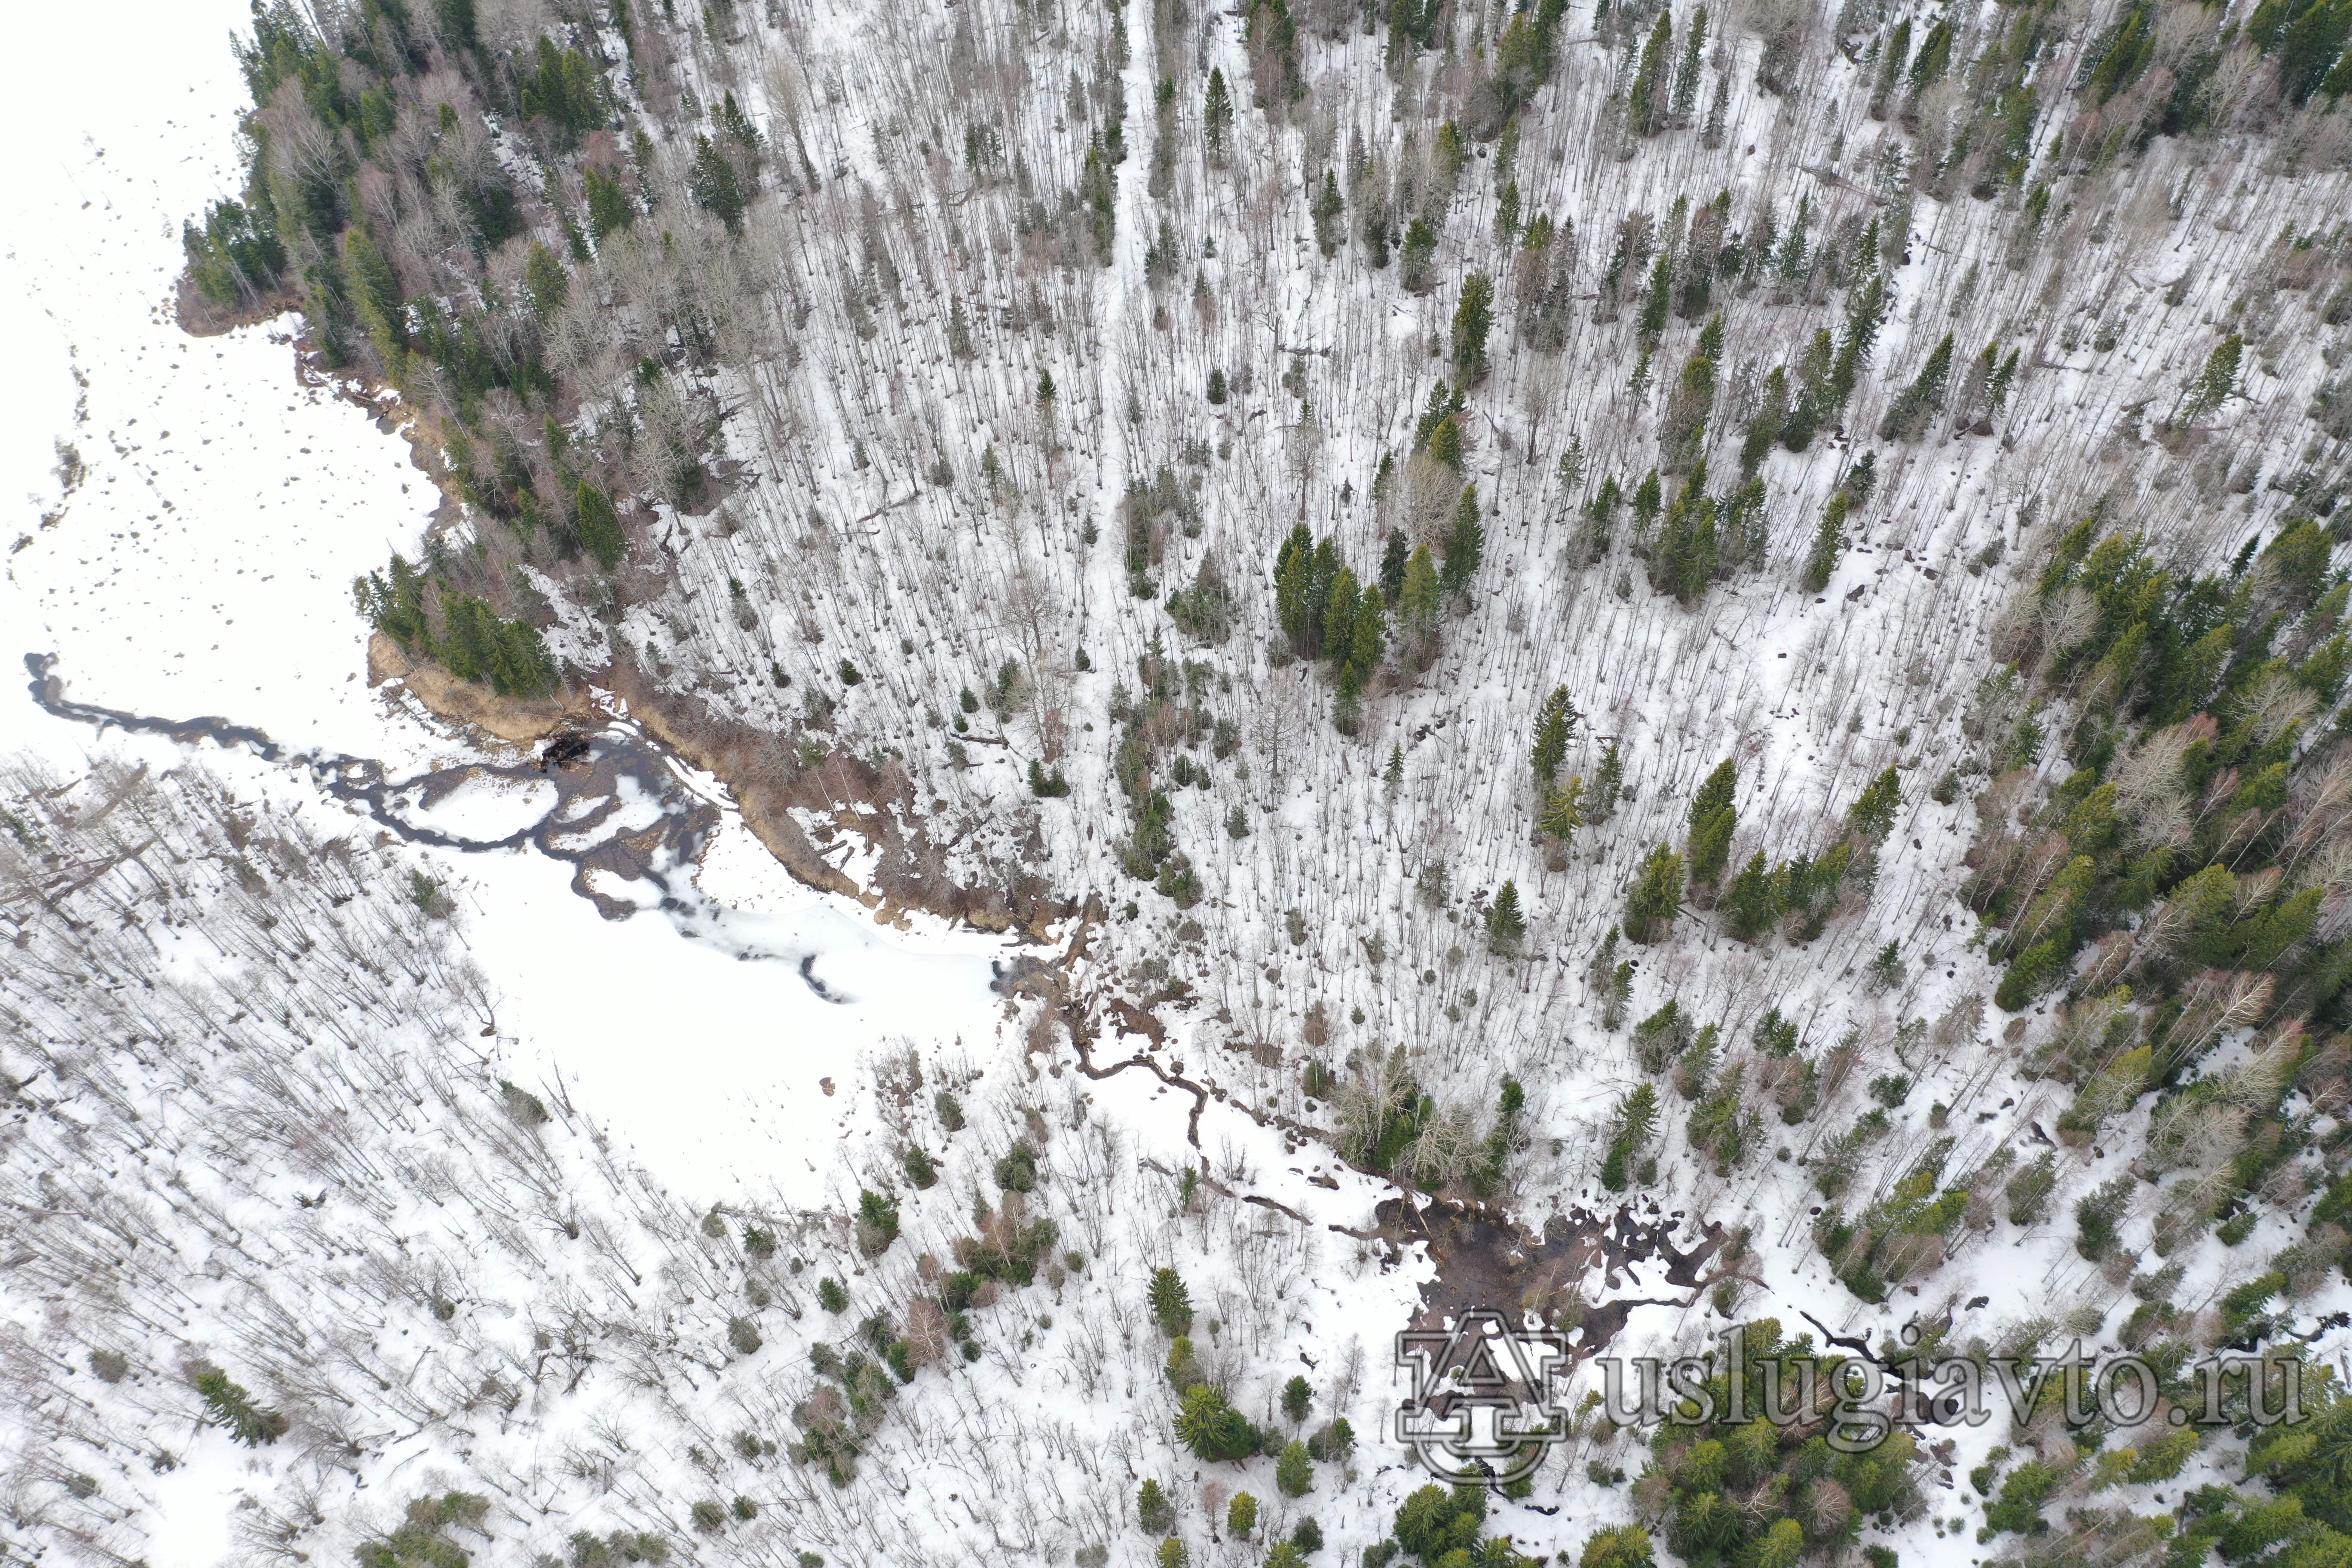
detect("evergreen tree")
(1531, 686), (1579, 787)
(1799, 491), (1850, 594)
(1672, 5), (1710, 121)
(1451, 273), (1497, 378)
(1379, 532), (1409, 603)
(856, 1188), (900, 1255)
(1413, 380), (1467, 449)
(1908, 15), (1954, 89)
(689, 135), (747, 232)
(1080, 143), (1117, 263)
(1400, 217), (1439, 291)
(1580, 1525), (1656, 1568)
(438, 597), (557, 698)
(1487, 880), (1528, 951)
(1273, 524), (1315, 649)
(1333, 662), (1364, 735)
(1831, 272), (1889, 405)
(196, 1368), (288, 1447)
(341, 226), (408, 373)
(1276, 1441), (1315, 1497)
(1638, 251), (1674, 346)
(1879, 332), (1955, 441)
(1495, 178), (1521, 245)
(182, 196), (287, 308)
(1400, 544), (1442, 659)
(1723, 850), (1778, 940)
(1541, 776), (1586, 846)
(717, 91), (766, 181)
(1591, 741), (1624, 823)
(1630, 470), (1663, 539)
(1304, 537), (1339, 653)
(1628, 11), (1674, 135)
(2176, 333), (2244, 425)
(1780, 330), (1836, 451)
(1687, 759), (1738, 885)
(1147, 1267), (1194, 1335)
(1849, 766), (1901, 837)
(575, 481), (625, 570)
(1384, 743), (1406, 800)
(1581, 475), (1622, 564)
(1424, 410), (1465, 469)
(533, 37), (603, 132)
(1139, 1479), (1176, 1534)
(1348, 583), (1387, 678)
(1652, 463), (1720, 604)
(1558, 436), (1587, 495)
(1441, 486), (1485, 594)
(1176, 1384), (1258, 1461)
(2251, 0), (2352, 101)
(1740, 367), (1787, 476)
(1322, 567), (1361, 668)
(1623, 844), (1685, 943)
(1204, 68), (1233, 160)
(524, 241), (570, 317)
(1601, 1085), (1660, 1192)
(1311, 171), (1344, 255)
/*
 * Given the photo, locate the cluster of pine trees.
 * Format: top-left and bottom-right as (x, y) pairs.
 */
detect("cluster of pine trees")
(355, 553), (558, 700)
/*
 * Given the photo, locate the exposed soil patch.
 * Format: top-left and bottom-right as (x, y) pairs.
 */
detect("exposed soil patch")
(1381, 1194), (1733, 1350)
(593, 656), (1070, 941)
(173, 277), (300, 339)
(370, 633), (595, 745)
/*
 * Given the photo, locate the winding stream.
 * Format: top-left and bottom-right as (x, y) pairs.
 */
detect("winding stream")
(23, 650), (985, 1004)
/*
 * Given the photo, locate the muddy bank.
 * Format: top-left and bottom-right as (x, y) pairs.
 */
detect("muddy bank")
(1381, 1193), (1735, 1348)
(369, 633), (595, 745)
(598, 658), (1070, 942)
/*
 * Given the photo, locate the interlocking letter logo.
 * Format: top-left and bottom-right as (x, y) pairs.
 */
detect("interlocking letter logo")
(1395, 1309), (1570, 1485)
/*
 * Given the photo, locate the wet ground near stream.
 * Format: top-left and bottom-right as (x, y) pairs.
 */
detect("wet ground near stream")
(25, 651), (873, 997)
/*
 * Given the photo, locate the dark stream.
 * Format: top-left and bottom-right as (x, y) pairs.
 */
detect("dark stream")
(25, 652), (875, 999)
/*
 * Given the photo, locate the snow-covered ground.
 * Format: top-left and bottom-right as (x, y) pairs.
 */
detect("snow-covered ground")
(8, 2), (2352, 1566)
(0, 1), (439, 762)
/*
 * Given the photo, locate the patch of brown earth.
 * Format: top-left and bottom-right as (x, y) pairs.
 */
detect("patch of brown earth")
(1380, 1195), (1733, 1347)
(368, 633), (595, 745)
(173, 277), (300, 339)
(591, 658), (1071, 941)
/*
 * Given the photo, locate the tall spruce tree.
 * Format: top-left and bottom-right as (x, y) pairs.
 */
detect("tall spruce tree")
(1724, 850), (1779, 940)
(1623, 843), (1685, 943)
(1687, 759), (1738, 885)
(1451, 273), (1497, 377)
(1401, 544), (1442, 651)
(1799, 491), (1850, 593)
(1379, 532), (1409, 603)
(1487, 880), (1527, 951)
(689, 135), (747, 231)
(1531, 686), (1579, 787)
(1441, 486), (1485, 594)
(1590, 741), (1625, 822)
(1204, 68), (1233, 159)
